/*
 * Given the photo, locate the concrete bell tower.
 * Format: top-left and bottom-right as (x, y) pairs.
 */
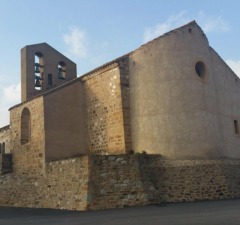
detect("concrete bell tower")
(21, 43), (77, 102)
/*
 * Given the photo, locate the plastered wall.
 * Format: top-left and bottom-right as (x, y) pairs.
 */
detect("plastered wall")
(129, 22), (240, 159)
(210, 49), (240, 158)
(44, 81), (86, 161)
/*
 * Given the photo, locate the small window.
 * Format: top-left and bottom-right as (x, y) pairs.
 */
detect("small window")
(0, 143), (1, 154)
(58, 62), (66, 79)
(234, 120), (239, 135)
(2, 142), (5, 154)
(195, 61), (206, 79)
(48, 74), (53, 86)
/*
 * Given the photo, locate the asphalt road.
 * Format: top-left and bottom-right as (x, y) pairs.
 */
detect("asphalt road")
(0, 199), (239, 225)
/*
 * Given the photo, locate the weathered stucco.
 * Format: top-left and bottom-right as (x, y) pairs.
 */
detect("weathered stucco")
(129, 22), (240, 159)
(44, 81), (86, 161)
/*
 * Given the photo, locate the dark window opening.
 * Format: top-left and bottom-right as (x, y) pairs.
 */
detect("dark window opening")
(195, 61), (206, 79)
(21, 108), (31, 145)
(48, 74), (53, 86)
(35, 52), (44, 90)
(234, 120), (239, 135)
(2, 142), (5, 154)
(58, 62), (66, 79)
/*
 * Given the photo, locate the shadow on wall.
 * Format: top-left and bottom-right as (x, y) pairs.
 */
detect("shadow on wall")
(138, 156), (240, 203)
(1, 154), (13, 174)
(216, 161), (240, 199)
(86, 154), (240, 210)
(86, 154), (165, 210)
(137, 154), (166, 204)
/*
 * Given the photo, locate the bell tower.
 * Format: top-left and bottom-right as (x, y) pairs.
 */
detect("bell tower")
(21, 43), (77, 102)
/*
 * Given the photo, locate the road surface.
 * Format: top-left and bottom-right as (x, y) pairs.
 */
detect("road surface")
(0, 199), (239, 225)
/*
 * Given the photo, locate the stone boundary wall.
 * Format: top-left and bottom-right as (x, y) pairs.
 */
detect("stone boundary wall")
(0, 155), (239, 211)
(44, 157), (89, 210)
(88, 155), (240, 210)
(137, 156), (240, 203)
(0, 157), (89, 210)
(0, 125), (10, 154)
(0, 174), (42, 208)
(88, 155), (150, 210)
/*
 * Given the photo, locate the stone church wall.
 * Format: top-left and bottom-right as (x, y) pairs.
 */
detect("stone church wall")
(0, 155), (239, 211)
(82, 64), (128, 155)
(0, 125), (10, 154)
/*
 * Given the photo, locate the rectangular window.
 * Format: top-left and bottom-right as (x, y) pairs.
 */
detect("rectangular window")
(48, 74), (53, 86)
(234, 120), (239, 135)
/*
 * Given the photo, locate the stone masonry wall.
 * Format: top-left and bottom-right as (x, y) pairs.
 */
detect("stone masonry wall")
(0, 125), (10, 154)
(0, 174), (43, 208)
(119, 58), (132, 152)
(10, 97), (45, 176)
(44, 157), (89, 210)
(88, 155), (150, 210)
(0, 157), (89, 210)
(137, 156), (240, 203)
(88, 155), (240, 210)
(82, 64), (127, 155)
(0, 155), (239, 211)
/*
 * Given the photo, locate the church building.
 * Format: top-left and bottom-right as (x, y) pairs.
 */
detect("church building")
(0, 21), (239, 211)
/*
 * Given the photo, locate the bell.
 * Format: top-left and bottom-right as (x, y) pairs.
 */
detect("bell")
(35, 63), (40, 73)
(35, 76), (42, 87)
(35, 67), (40, 73)
(35, 63), (43, 73)
(35, 79), (41, 88)
(58, 71), (65, 79)
(58, 67), (66, 79)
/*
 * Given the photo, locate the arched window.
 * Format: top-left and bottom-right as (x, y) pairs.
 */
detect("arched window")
(0, 143), (2, 154)
(2, 142), (5, 154)
(35, 52), (44, 90)
(21, 107), (31, 145)
(58, 61), (66, 79)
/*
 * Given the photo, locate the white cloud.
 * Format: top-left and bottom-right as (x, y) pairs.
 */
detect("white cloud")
(0, 82), (21, 127)
(63, 26), (87, 59)
(143, 11), (190, 42)
(143, 11), (229, 43)
(0, 107), (9, 127)
(226, 60), (240, 77)
(198, 12), (229, 33)
(3, 83), (21, 104)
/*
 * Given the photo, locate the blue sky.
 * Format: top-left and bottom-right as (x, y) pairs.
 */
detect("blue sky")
(1, 0), (240, 127)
